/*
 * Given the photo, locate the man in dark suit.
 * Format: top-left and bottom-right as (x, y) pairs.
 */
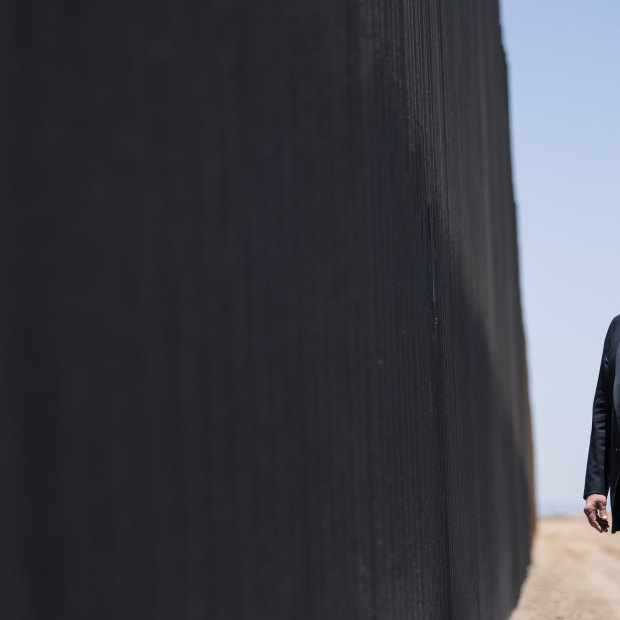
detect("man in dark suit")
(584, 315), (620, 533)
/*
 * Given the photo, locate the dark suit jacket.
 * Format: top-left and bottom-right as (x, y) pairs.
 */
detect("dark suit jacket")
(584, 314), (620, 532)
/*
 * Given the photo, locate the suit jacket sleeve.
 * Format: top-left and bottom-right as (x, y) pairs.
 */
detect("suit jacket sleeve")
(584, 319), (615, 499)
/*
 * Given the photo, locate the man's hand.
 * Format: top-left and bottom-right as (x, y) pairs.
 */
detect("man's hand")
(584, 493), (609, 533)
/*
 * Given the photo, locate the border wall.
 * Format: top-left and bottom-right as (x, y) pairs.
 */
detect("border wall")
(1, 0), (534, 618)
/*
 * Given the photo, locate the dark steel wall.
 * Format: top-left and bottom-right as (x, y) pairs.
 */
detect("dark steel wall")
(1, 0), (533, 618)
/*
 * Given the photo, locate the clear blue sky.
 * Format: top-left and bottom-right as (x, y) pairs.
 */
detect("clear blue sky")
(499, 0), (620, 514)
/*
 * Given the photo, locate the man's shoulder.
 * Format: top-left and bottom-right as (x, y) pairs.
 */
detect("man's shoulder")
(605, 315), (620, 342)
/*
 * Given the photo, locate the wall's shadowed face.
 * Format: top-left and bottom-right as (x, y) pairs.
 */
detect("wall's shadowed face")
(0, 1), (532, 619)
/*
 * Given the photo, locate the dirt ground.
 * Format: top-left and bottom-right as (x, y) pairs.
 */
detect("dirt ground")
(510, 515), (620, 620)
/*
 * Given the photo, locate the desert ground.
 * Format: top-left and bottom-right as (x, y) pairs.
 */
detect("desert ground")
(510, 515), (620, 619)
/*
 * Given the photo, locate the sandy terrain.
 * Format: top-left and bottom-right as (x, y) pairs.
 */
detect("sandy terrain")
(510, 515), (620, 619)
